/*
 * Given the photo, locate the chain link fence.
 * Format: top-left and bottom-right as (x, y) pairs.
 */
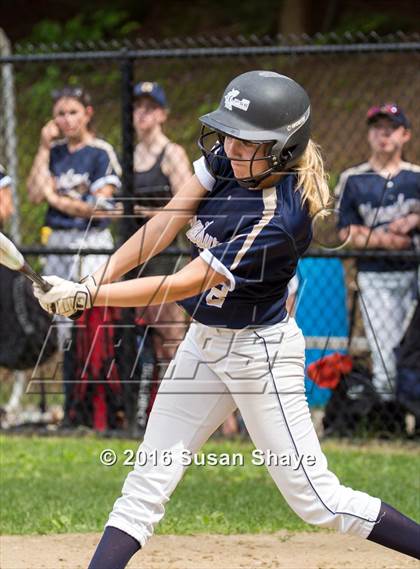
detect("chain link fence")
(0, 32), (419, 438)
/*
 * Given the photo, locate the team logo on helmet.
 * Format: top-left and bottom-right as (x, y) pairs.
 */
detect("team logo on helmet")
(224, 89), (250, 112)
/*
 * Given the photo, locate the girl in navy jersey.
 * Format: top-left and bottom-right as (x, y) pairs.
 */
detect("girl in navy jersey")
(35, 72), (419, 567)
(27, 87), (122, 430)
(27, 87), (121, 278)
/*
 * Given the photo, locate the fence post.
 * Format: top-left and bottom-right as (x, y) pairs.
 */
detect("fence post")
(119, 52), (136, 245)
(119, 53), (140, 435)
(0, 28), (21, 244)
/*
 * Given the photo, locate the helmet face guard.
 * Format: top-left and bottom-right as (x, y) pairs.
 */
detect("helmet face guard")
(197, 70), (311, 189)
(198, 126), (291, 189)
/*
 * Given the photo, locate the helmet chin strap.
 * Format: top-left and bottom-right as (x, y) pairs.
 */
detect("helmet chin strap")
(236, 170), (275, 190)
(237, 148), (292, 189)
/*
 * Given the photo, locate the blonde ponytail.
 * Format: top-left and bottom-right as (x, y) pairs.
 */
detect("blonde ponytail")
(294, 139), (331, 218)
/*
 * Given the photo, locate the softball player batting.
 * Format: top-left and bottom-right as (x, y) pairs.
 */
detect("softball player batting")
(34, 71), (420, 568)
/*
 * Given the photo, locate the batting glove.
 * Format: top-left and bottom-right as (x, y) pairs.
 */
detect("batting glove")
(33, 275), (95, 318)
(68, 275), (98, 320)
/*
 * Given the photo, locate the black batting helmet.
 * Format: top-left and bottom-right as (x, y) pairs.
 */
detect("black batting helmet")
(198, 70), (311, 188)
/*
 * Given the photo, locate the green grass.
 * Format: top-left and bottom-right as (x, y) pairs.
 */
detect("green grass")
(0, 436), (419, 535)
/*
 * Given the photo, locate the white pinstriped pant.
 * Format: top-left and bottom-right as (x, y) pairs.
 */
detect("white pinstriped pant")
(357, 270), (417, 400)
(106, 317), (381, 547)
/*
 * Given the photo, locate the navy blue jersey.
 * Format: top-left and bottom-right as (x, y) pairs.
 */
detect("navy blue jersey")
(178, 152), (312, 328)
(336, 162), (420, 271)
(0, 164), (12, 189)
(45, 139), (121, 230)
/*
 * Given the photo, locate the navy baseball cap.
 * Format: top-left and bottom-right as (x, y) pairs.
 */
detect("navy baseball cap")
(133, 82), (167, 108)
(366, 103), (410, 128)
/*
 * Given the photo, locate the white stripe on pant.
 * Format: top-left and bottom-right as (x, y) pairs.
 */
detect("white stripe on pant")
(106, 318), (381, 547)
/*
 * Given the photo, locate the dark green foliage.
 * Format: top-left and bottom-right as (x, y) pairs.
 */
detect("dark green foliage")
(24, 9), (141, 45)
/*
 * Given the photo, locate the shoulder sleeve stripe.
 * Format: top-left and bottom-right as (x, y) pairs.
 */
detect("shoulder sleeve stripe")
(91, 175), (121, 193)
(400, 162), (420, 173)
(230, 186), (277, 271)
(200, 249), (236, 291)
(90, 139), (122, 177)
(0, 175), (12, 188)
(334, 162), (370, 200)
(193, 156), (215, 192)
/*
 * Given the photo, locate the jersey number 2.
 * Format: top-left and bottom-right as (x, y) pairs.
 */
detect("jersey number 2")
(206, 283), (230, 308)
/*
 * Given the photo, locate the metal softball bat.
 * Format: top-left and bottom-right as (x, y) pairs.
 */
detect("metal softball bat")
(0, 231), (52, 292)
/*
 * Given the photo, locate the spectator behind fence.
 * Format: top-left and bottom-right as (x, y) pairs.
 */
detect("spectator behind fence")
(26, 87), (123, 431)
(336, 103), (420, 414)
(132, 82), (191, 366)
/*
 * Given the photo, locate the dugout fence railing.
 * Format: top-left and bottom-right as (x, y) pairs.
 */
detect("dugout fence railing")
(0, 32), (419, 438)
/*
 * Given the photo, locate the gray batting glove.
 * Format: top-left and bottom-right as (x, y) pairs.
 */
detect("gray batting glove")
(33, 275), (95, 318)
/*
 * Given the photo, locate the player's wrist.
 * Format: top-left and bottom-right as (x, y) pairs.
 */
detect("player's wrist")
(80, 274), (97, 287)
(80, 275), (97, 308)
(38, 140), (51, 153)
(43, 186), (57, 204)
(407, 213), (420, 230)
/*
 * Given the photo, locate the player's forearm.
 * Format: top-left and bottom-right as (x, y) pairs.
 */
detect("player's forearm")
(91, 254), (226, 308)
(344, 225), (410, 249)
(27, 146), (51, 204)
(345, 226), (376, 248)
(410, 213), (420, 230)
(0, 188), (14, 222)
(45, 193), (94, 217)
(92, 265), (220, 308)
(92, 275), (178, 307)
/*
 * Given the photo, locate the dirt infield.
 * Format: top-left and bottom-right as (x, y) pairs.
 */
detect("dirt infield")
(1, 531), (418, 569)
